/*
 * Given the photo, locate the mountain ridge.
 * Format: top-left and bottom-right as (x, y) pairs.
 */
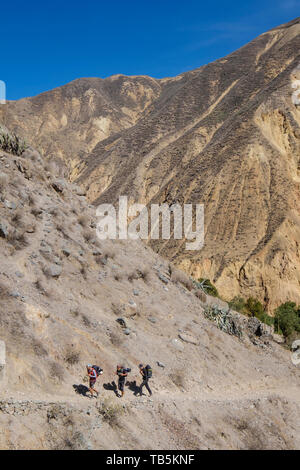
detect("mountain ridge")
(1, 18), (300, 311)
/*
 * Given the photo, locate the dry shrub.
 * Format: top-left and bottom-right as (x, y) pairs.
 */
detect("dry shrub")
(127, 270), (140, 282)
(171, 268), (193, 291)
(78, 215), (89, 227)
(65, 348), (81, 365)
(28, 194), (36, 207)
(81, 313), (91, 327)
(0, 172), (8, 199)
(50, 361), (64, 382)
(113, 270), (123, 281)
(139, 267), (151, 283)
(97, 398), (123, 426)
(80, 264), (88, 280)
(127, 268), (150, 283)
(7, 228), (28, 250)
(0, 281), (11, 300)
(169, 371), (185, 389)
(49, 207), (60, 217)
(31, 207), (42, 217)
(102, 247), (116, 259)
(70, 306), (80, 317)
(111, 302), (124, 316)
(34, 279), (52, 298)
(11, 209), (23, 226)
(44, 161), (58, 176)
(95, 255), (106, 266)
(32, 338), (48, 357)
(12, 175), (23, 189)
(195, 289), (207, 303)
(110, 331), (124, 346)
(71, 206), (78, 216)
(83, 229), (93, 243)
(55, 220), (66, 233)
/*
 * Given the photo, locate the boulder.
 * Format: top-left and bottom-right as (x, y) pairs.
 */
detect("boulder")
(171, 338), (184, 351)
(4, 200), (17, 210)
(157, 361), (165, 368)
(247, 317), (273, 338)
(272, 333), (285, 344)
(178, 333), (199, 345)
(46, 264), (62, 278)
(158, 273), (169, 284)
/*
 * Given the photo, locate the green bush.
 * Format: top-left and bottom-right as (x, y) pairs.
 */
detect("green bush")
(229, 296), (274, 326)
(274, 302), (300, 338)
(228, 296), (248, 315)
(197, 278), (219, 297)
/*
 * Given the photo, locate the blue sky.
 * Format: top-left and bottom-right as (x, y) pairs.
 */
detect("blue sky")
(1, 0), (299, 100)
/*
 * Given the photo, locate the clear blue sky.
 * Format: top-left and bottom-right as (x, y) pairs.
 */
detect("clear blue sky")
(1, 0), (299, 100)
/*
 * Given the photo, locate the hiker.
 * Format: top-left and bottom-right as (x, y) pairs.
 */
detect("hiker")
(86, 364), (102, 398)
(138, 363), (152, 396)
(116, 365), (130, 398)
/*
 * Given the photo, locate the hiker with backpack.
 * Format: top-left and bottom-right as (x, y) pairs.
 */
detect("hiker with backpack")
(116, 364), (130, 398)
(138, 363), (152, 397)
(86, 364), (103, 398)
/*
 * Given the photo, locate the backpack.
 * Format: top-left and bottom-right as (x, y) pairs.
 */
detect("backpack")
(92, 365), (103, 377)
(145, 365), (152, 378)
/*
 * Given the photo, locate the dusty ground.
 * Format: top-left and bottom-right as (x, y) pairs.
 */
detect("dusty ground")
(0, 147), (299, 449)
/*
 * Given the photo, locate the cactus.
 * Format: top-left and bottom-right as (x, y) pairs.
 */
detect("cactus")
(203, 304), (242, 338)
(0, 131), (27, 156)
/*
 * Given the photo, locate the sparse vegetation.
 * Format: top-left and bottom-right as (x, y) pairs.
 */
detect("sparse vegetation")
(78, 215), (89, 227)
(204, 305), (242, 338)
(11, 209), (23, 226)
(109, 331), (124, 346)
(0, 131), (27, 155)
(82, 229), (94, 243)
(171, 269), (193, 291)
(7, 228), (28, 250)
(102, 247), (116, 260)
(111, 302), (124, 316)
(228, 296), (274, 327)
(34, 279), (52, 298)
(65, 348), (80, 365)
(97, 398), (123, 426)
(32, 338), (48, 357)
(196, 278), (219, 297)
(49, 361), (64, 382)
(274, 302), (300, 339)
(0, 172), (8, 200)
(113, 270), (123, 281)
(169, 371), (185, 389)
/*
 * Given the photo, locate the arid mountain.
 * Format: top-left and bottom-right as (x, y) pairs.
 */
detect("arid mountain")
(0, 144), (299, 450)
(1, 18), (300, 311)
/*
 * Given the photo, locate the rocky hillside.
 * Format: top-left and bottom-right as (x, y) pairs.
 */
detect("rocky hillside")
(1, 19), (300, 312)
(0, 143), (299, 449)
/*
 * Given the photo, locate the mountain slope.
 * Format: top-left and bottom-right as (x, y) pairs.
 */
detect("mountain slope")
(0, 144), (299, 449)
(1, 18), (300, 311)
